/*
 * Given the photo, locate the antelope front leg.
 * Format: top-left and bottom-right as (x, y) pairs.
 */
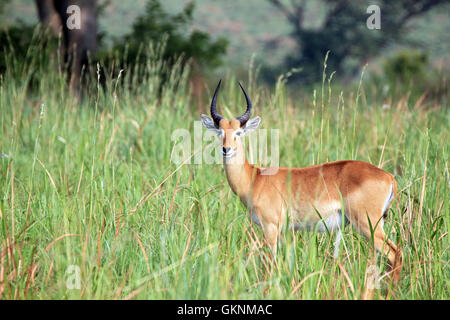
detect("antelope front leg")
(263, 223), (279, 254)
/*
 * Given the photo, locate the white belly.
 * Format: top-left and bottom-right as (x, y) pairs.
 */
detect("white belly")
(290, 200), (347, 232)
(292, 211), (345, 232)
(249, 201), (347, 232)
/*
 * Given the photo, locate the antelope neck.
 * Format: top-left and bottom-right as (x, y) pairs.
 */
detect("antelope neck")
(223, 142), (256, 202)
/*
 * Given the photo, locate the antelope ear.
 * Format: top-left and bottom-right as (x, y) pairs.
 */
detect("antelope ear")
(201, 114), (218, 131)
(242, 116), (260, 134)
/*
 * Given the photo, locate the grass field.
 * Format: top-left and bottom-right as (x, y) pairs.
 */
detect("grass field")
(0, 44), (448, 299)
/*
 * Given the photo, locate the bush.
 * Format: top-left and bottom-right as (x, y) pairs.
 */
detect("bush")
(383, 50), (428, 84)
(98, 0), (228, 75)
(377, 50), (447, 104)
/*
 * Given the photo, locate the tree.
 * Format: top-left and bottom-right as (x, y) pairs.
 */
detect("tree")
(267, 0), (448, 83)
(113, 0), (228, 70)
(101, 0), (228, 100)
(34, 0), (98, 93)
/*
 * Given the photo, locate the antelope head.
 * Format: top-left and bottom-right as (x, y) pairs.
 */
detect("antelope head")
(201, 80), (261, 161)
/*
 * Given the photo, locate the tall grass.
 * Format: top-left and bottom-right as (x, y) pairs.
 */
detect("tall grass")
(0, 41), (448, 299)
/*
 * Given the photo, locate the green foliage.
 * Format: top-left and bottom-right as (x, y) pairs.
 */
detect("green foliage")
(383, 50), (428, 83)
(0, 0), (227, 95)
(375, 50), (447, 103)
(267, 0), (448, 84)
(102, 0), (228, 69)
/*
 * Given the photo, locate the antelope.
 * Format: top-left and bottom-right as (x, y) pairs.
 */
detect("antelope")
(201, 80), (403, 282)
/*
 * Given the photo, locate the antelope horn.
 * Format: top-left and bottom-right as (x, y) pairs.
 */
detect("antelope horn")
(210, 80), (223, 126)
(236, 82), (252, 126)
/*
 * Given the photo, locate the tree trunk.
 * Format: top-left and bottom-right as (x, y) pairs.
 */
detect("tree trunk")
(34, 0), (98, 95)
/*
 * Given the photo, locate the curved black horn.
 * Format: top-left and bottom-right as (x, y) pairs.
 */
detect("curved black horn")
(236, 82), (252, 126)
(210, 80), (223, 126)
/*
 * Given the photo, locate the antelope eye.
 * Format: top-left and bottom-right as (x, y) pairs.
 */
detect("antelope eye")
(235, 130), (243, 137)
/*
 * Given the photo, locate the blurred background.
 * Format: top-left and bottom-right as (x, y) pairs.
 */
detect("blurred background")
(0, 0), (448, 102)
